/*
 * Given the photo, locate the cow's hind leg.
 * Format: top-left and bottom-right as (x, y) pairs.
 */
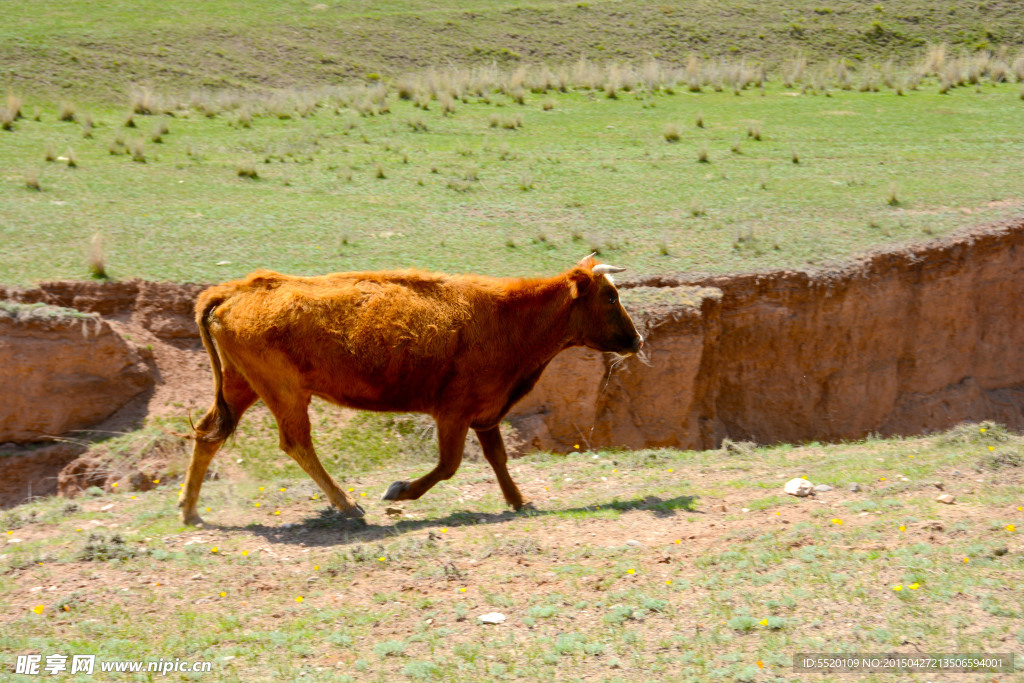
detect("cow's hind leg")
(476, 426), (530, 510)
(383, 419), (468, 503)
(265, 392), (365, 518)
(180, 368), (257, 525)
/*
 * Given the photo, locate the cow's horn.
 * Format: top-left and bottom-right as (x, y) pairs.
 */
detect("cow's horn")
(593, 264), (626, 276)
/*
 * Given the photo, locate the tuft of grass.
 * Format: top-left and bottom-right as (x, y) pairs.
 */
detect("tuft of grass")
(541, 98), (555, 110)
(236, 161), (259, 179)
(663, 123), (681, 142)
(6, 92), (22, 120)
(131, 89), (160, 115)
(80, 114), (93, 138)
(25, 170), (41, 191)
(689, 200), (707, 217)
(731, 140), (743, 154)
(518, 172), (534, 191)
(43, 142), (56, 162)
(129, 138), (146, 163)
(887, 183), (900, 206)
(978, 448), (1023, 470)
(0, 107), (14, 131)
(697, 144), (709, 163)
(64, 146), (78, 168)
(78, 533), (138, 562)
(791, 148), (800, 164)
(695, 111), (705, 128)
(59, 101), (76, 122)
(439, 94), (456, 116)
(151, 121), (169, 143)
(747, 123), (762, 140)
(375, 162), (386, 179)
(123, 113), (136, 128)
(108, 132), (126, 155)
(87, 232), (108, 279)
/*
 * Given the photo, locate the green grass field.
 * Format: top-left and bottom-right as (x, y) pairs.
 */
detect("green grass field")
(3, 79), (1023, 285)
(2, 420), (1022, 681)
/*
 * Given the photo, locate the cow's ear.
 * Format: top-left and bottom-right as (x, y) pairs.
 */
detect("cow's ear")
(567, 268), (592, 299)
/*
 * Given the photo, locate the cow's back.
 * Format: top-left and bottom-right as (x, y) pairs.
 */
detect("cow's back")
(205, 269), (496, 410)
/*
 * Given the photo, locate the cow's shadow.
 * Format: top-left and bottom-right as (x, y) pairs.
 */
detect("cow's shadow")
(206, 494), (700, 549)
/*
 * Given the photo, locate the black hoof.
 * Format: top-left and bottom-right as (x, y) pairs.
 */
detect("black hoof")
(382, 481), (409, 501)
(341, 504), (366, 518)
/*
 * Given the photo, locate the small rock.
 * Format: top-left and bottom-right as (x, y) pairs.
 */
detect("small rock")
(712, 504), (727, 513)
(784, 478), (814, 497)
(933, 482), (944, 490)
(936, 494), (956, 505)
(848, 483), (861, 493)
(625, 540), (642, 548)
(992, 546), (1009, 557)
(741, 507), (750, 512)
(385, 506), (404, 517)
(951, 469), (963, 477)
(478, 612), (506, 624)
(195, 598), (211, 605)
(100, 504), (115, 512)
(190, 573), (204, 581)
(813, 484), (833, 493)
(922, 521), (944, 531)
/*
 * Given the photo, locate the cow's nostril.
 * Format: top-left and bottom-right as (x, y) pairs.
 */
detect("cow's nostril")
(636, 336), (644, 350)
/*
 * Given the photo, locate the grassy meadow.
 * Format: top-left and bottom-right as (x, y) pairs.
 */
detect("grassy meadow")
(2, 419), (1022, 681)
(3, 67), (1024, 285)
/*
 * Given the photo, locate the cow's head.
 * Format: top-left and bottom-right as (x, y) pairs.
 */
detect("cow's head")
(566, 254), (644, 355)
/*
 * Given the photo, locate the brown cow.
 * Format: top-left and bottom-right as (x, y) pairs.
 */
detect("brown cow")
(180, 255), (642, 525)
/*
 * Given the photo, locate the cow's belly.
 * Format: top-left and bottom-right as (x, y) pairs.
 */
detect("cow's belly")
(304, 359), (448, 414)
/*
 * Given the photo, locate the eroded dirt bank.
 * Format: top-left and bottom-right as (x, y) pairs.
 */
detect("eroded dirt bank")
(514, 217), (1024, 449)
(2, 217), (1022, 476)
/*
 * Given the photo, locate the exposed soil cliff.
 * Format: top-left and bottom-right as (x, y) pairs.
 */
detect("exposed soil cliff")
(0, 302), (154, 443)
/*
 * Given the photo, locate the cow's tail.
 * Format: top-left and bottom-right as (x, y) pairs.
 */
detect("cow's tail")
(191, 290), (238, 443)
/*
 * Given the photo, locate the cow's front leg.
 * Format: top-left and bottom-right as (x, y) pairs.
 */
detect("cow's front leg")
(476, 425), (530, 510)
(383, 418), (468, 502)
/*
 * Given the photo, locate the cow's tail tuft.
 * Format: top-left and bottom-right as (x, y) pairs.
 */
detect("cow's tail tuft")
(193, 291), (238, 443)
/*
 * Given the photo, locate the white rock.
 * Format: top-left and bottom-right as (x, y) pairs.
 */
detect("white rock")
(478, 612), (506, 624)
(625, 540), (642, 547)
(784, 478), (814, 497)
(936, 494), (956, 505)
(813, 484), (833, 493)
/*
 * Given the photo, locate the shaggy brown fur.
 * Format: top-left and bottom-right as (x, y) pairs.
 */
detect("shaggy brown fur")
(180, 256), (642, 524)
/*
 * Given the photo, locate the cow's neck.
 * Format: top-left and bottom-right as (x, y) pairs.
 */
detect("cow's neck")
(495, 276), (576, 371)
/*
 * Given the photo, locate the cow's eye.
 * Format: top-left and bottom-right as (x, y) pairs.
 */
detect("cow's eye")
(608, 294), (617, 304)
